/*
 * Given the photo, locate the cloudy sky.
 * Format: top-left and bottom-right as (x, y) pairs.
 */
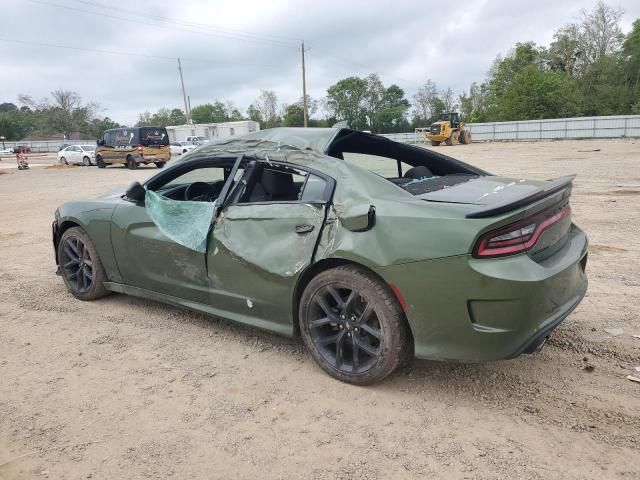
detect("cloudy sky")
(2, 0), (640, 125)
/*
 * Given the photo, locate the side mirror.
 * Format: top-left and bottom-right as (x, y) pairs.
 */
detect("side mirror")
(125, 181), (145, 203)
(340, 204), (376, 232)
(97, 139), (104, 146)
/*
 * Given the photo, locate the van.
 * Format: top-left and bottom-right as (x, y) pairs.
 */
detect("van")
(96, 127), (171, 169)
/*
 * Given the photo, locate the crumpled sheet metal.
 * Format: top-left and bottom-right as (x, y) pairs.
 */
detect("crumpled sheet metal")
(214, 203), (325, 277)
(145, 189), (215, 253)
(171, 137), (464, 266)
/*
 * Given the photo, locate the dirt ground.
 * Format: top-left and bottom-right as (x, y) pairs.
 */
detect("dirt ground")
(1, 139), (639, 480)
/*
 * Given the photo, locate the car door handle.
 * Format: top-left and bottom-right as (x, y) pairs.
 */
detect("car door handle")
(295, 224), (314, 235)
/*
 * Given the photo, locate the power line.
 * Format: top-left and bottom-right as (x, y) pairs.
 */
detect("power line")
(69, 0), (301, 45)
(26, 0), (420, 88)
(0, 38), (279, 69)
(26, 0), (298, 49)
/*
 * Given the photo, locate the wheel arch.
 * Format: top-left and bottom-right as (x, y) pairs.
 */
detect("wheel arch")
(291, 258), (414, 344)
(53, 219), (82, 266)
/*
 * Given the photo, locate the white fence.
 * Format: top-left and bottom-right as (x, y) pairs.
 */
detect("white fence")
(0, 139), (96, 153)
(379, 114), (640, 144)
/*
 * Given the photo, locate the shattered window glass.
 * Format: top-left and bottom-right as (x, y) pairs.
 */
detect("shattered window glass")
(145, 189), (215, 253)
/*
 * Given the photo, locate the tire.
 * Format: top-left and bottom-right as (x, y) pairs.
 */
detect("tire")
(60, 156), (68, 165)
(299, 265), (411, 385)
(126, 155), (137, 170)
(154, 162), (165, 168)
(183, 149), (188, 154)
(58, 227), (110, 301)
(445, 135), (453, 146)
(430, 140), (441, 146)
(451, 131), (460, 145)
(96, 156), (106, 168)
(83, 156), (92, 166)
(464, 130), (472, 144)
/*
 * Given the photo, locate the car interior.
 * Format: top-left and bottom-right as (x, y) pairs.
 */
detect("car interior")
(152, 161), (327, 205)
(326, 130), (485, 194)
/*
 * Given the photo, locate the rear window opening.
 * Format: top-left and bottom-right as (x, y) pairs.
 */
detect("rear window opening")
(327, 130), (486, 195)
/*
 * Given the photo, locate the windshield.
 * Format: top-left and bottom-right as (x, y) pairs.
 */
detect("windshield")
(80, 145), (94, 150)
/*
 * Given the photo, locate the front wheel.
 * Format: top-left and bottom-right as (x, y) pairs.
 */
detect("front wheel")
(299, 265), (411, 385)
(126, 155), (137, 170)
(83, 156), (92, 166)
(154, 162), (165, 168)
(96, 156), (106, 168)
(58, 227), (110, 301)
(60, 156), (68, 165)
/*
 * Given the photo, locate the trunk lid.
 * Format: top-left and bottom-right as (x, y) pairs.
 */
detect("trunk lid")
(417, 175), (575, 261)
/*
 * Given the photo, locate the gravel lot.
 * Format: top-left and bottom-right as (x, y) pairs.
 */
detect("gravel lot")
(1, 139), (639, 479)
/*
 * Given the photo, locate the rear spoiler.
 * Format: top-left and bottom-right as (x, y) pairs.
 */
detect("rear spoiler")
(465, 175), (576, 219)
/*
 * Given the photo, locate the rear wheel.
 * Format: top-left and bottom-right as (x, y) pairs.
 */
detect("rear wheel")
(126, 155), (137, 170)
(83, 156), (92, 166)
(299, 265), (411, 385)
(96, 155), (106, 168)
(154, 161), (165, 168)
(58, 227), (110, 301)
(60, 156), (68, 165)
(430, 140), (441, 146)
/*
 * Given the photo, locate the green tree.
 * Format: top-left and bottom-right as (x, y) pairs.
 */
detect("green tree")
(253, 90), (279, 128)
(374, 84), (410, 133)
(246, 104), (262, 124)
(190, 102), (227, 123)
(498, 66), (578, 120)
(283, 103), (305, 127)
(169, 108), (186, 125)
(87, 117), (122, 138)
(326, 76), (368, 130)
(622, 20), (640, 104)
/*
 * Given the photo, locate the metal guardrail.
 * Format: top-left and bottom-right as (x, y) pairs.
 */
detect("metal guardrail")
(378, 114), (640, 144)
(0, 140), (96, 153)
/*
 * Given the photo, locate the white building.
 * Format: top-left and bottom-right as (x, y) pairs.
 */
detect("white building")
(165, 120), (260, 143)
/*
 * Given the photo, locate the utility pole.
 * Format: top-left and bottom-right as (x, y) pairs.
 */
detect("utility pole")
(178, 58), (191, 124)
(301, 41), (308, 128)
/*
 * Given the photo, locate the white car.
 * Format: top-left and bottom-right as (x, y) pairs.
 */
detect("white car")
(170, 141), (197, 156)
(57, 145), (96, 166)
(185, 136), (209, 145)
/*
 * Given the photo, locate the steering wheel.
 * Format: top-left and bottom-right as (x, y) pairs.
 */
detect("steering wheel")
(184, 182), (213, 201)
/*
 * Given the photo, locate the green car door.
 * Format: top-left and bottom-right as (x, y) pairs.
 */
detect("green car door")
(109, 158), (238, 304)
(206, 163), (335, 335)
(110, 200), (211, 304)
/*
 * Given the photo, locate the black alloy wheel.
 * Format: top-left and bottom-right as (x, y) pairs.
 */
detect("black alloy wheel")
(60, 235), (95, 293)
(58, 227), (109, 301)
(299, 265), (411, 385)
(308, 285), (382, 374)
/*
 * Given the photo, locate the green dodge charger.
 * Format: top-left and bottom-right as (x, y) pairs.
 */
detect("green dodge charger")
(52, 128), (588, 384)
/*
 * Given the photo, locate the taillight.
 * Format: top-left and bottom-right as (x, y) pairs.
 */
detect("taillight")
(473, 203), (571, 258)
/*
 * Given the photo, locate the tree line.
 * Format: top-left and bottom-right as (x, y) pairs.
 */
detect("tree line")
(1, 1), (638, 141)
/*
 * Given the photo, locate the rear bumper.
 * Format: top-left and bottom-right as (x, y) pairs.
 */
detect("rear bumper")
(375, 224), (588, 362)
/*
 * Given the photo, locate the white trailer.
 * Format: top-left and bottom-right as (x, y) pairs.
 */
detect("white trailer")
(165, 121), (260, 143)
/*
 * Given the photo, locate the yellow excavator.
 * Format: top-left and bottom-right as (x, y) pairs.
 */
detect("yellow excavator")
(423, 112), (471, 146)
